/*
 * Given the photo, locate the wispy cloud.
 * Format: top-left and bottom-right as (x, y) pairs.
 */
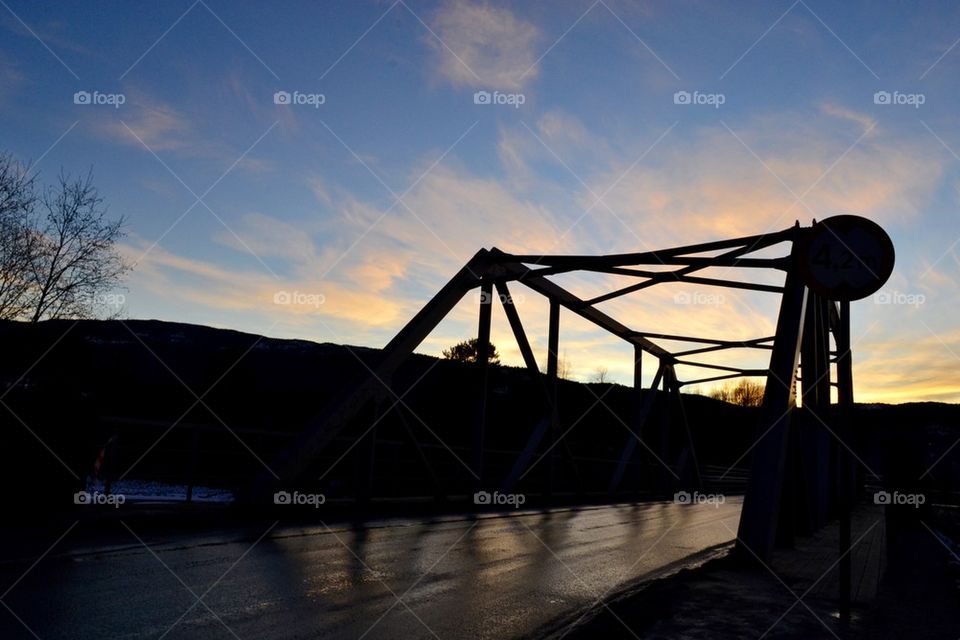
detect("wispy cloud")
(96, 96), (190, 152)
(428, 0), (541, 90)
(122, 239), (408, 334)
(820, 103), (877, 136)
(88, 90), (274, 173)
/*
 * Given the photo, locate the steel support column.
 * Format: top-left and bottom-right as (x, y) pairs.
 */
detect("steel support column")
(631, 345), (643, 491)
(473, 280), (493, 489)
(800, 293), (831, 532)
(836, 300), (855, 617)
(657, 365), (675, 493)
(546, 299), (560, 495)
(737, 261), (808, 561)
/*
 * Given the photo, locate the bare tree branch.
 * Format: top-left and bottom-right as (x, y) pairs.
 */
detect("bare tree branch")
(0, 154), (129, 322)
(0, 153), (37, 320)
(29, 170), (128, 322)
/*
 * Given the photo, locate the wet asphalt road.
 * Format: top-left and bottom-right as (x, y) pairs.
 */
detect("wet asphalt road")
(1, 499), (741, 639)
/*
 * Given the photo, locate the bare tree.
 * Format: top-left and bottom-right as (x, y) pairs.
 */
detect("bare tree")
(28, 171), (128, 322)
(0, 154), (37, 320)
(592, 366), (608, 383)
(558, 350), (572, 380)
(709, 378), (765, 407)
(1, 157), (128, 321)
(733, 379), (765, 407)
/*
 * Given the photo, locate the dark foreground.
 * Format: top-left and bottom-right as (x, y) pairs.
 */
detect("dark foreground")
(557, 505), (960, 640)
(0, 500), (740, 639)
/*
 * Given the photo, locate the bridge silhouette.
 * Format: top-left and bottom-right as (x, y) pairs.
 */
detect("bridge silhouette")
(251, 215), (894, 607)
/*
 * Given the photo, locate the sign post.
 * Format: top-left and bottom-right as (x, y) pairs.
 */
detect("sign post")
(798, 215), (894, 619)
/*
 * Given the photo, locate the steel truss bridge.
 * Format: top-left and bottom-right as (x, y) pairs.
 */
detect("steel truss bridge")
(252, 219), (882, 569)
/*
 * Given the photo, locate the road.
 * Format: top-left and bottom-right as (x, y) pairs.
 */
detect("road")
(0, 499), (741, 639)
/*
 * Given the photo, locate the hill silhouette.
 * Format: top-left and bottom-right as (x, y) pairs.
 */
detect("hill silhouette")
(1, 319), (957, 513)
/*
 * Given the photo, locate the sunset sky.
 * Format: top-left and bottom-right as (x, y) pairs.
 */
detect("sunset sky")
(2, 1), (959, 402)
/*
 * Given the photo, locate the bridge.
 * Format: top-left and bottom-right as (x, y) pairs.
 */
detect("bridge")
(250, 215), (894, 587)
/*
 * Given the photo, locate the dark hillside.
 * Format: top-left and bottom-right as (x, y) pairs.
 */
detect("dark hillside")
(2, 320), (957, 512)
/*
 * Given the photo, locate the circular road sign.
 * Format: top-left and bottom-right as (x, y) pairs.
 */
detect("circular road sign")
(797, 215), (895, 301)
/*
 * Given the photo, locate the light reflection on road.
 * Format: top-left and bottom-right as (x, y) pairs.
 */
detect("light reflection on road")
(0, 499), (742, 639)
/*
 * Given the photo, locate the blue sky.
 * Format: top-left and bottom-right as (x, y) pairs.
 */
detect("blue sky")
(2, 0), (960, 401)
